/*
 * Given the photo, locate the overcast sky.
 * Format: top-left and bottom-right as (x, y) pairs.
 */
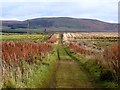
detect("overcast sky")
(0, 0), (119, 23)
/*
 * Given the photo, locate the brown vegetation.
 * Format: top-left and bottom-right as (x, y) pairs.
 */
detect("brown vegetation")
(1, 41), (52, 64)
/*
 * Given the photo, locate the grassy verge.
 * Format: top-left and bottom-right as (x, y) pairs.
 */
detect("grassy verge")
(61, 43), (118, 88)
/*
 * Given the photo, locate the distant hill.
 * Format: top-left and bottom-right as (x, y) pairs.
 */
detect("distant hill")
(1, 17), (118, 33)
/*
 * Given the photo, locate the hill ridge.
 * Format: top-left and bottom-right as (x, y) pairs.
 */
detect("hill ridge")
(1, 17), (118, 32)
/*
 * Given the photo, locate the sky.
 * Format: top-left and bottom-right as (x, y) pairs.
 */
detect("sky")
(0, 0), (119, 23)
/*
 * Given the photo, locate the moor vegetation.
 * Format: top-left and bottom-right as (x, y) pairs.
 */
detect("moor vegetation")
(62, 33), (119, 88)
(0, 32), (119, 88)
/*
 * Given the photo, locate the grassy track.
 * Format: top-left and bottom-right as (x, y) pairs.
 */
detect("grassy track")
(48, 34), (98, 88)
(55, 59), (94, 88)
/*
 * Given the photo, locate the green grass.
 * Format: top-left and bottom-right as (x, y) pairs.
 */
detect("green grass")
(58, 45), (71, 59)
(56, 59), (93, 88)
(0, 33), (50, 42)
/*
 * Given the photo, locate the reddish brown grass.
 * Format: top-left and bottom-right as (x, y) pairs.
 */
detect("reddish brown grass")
(1, 41), (52, 64)
(103, 43), (119, 61)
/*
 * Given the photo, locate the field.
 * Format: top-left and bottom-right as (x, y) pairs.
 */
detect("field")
(0, 33), (49, 42)
(0, 32), (119, 88)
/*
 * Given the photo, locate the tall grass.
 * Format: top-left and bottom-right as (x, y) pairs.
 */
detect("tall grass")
(0, 41), (57, 88)
(64, 42), (119, 88)
(1, 50), (57, 88)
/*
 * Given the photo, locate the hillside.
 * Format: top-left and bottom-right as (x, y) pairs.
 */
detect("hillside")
(1, 17), (118, 33)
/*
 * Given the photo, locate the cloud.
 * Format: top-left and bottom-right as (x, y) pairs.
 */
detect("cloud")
(0, 0), (119, 23)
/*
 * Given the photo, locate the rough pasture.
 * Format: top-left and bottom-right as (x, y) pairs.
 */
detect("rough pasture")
(1, 41), (52, 64)
(69, 43), (86, 54)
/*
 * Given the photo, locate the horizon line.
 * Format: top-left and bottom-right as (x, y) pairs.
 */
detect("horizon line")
(0, 16), (118, 24)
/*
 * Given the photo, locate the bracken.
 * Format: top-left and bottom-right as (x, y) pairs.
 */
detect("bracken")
(1, 41), (52, 64)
